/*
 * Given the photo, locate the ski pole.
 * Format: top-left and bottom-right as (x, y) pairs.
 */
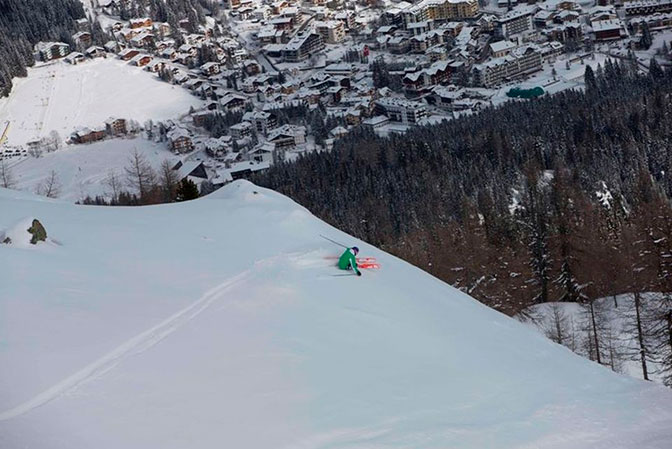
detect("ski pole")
(319, 234), (348, 249)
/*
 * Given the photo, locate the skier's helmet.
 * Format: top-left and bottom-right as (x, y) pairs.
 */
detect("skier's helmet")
(352, 246), (359, 255)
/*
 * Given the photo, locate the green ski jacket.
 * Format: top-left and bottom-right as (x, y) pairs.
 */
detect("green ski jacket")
(338, 248), (360, 274)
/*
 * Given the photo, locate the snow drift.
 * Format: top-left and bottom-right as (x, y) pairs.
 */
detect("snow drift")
(1, 181), (671, 449)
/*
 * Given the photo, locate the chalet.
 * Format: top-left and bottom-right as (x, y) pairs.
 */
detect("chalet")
(226, 161), (270, 181)
(71, 127), (106, 144)
(271, 0), (290, 14)
(167, 127), (194, 154)
(159, 47), (178, 59)
(130, 32), (155, 48)
(334, 11), (356, 30)
(104, 40), (121, 53)
(119, 48), (140, 61)
(362, 115), (389, 130)
(230, 121), (254, 139)
(155, 22), (172, 36)
(35, 42), (70, 61)
(105, 118), (127, 136)
(172, 160), (209, 182)
(75, 18), (90, 31)
(249, 144), (275, 164)
(270, 17), (295, 31)
(345, 108), (362, 125)
(425, 60), (451, 85)
(388, 36), (410, 54)
(130, 54), (153, 67)
(220, 94), (248, 111)
(73, 31), (92, 47)
(145, 60), (166, 73)
(267, 124), (306, 150)
(329, 126), (348, 139)
(489, 40), (517, 58)
(64, 52), (85, 64)
(543, 23), (582, 43)
(192, 111), (215, 127)
(85, 46), (107, 58)
(178, 44), (198, 57)
(314, 20), (346, 44)
(242, 111), (278, 135)
(130, 17), (153, 29)
(244, 60), (262, 76)
(431, 86), (465, 109)
(403, 71), (427, 92)
(203, 136), (233, 159)
(201, 62), (221, 76)
(534, 10), (556, 27)
(591, 19), (624, 40)
(374, 97), (427, 124)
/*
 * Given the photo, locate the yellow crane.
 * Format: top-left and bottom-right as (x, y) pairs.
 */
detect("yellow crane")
(0, 122), (9, 148)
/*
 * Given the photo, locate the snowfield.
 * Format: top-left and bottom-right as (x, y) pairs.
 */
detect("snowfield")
(7, 137), (178, 202)
(1, 182), (672, 448)
(0, 58), (202, 147)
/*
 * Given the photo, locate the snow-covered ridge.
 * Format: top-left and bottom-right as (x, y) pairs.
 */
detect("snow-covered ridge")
(1, 181), (671, 448)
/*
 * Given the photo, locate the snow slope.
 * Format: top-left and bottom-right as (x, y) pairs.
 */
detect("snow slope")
(0, 58), (202, 147)
(1, 182), (672, 448)
(7, 137), (178, 202)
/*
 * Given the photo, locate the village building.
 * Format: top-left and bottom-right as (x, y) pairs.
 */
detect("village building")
(167, 127), (194, 154)
(105, 118), (128, 136)
(73, 31), (93, 48)
(282, 32), (325, 62)
(267, 125), (307, 150)
(314, 21), (346, 44)
(119, 48), (140, 61)
(404, 0), (479, 25)
(243, 111), (278, 135)
(35, 42), (70, 61)
(64, 52), (85, 64)
(496, 9), (534, 38)
(71, 127), (106, 144)
(130, 17), (153, 29)
(472, 44), (543, 87)
(230, 121), (254, 139)
(201, 62), (221, 76)
(374, 97), (427, 124)
(249, 143), (275, 163)
(362, 115), (390, 130)
(591, 19), (625, 41)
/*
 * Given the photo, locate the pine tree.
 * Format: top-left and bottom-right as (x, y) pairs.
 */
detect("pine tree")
(640, 22), (653, 50)
(649, 58), (665, 80)
(176, 178), (200, 201)
(584, 65), (597, 93)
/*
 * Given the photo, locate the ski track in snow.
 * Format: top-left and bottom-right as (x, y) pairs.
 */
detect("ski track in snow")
(0, 270), (251, 422)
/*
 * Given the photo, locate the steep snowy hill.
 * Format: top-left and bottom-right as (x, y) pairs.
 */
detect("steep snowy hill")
(1, 182), (672, 449)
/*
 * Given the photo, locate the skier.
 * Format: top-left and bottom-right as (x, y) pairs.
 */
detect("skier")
(338, 246), (361, 276)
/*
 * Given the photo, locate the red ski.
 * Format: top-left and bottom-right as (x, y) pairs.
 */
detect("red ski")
(324, 256), (380, 269)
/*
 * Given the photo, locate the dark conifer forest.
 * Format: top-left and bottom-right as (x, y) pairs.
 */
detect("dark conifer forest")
(256, 61), (672, 315)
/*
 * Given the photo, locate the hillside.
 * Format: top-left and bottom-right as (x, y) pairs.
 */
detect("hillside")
(0, 58), (202, 147)
(1, 182), (672, 448)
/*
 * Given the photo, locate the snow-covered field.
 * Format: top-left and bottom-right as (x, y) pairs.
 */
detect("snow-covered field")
(1, 182), (672, 448)
(0, 58), (202, 147)
(6, 137), (178, 202)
